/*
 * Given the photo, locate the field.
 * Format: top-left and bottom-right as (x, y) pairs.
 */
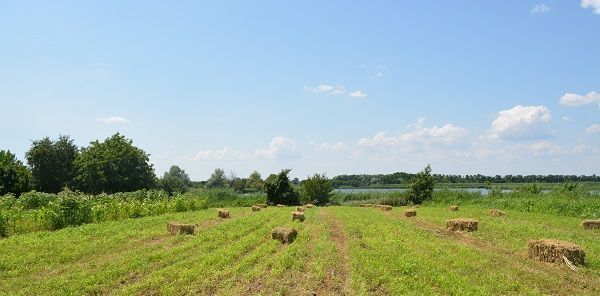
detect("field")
(1, 205), (599, 295)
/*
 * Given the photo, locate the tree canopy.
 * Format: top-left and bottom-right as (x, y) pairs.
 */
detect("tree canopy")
(265, 169), (299, 205)
(73, 133), (156, 194)
(159, 165), (192, 195)
(0, 150), (31, 196)
(25, 135), (78, 193)
(302, 173), (333, 205)
(408, 164), (435, 204)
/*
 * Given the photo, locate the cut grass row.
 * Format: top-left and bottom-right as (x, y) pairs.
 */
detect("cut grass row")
(1, 206), (598, 295)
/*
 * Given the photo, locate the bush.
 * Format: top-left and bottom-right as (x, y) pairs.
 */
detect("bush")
(408, 164), (435, 204)
(302, 173), (333, 205)
(0, 211), (7, 237)
(265, 169), (299, 205)
(18, 191), (55, 209)
(43, 197), (92, 230)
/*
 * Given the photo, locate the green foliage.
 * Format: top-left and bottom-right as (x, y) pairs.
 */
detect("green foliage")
(518, 183), (542, 194)
(265, 169), (299, 205)
(18, 191), (56, 209)
(302, 173), (333, 205)
(42, 196), (93, 230)
(0, 210), (7, 237)
(206, 168), (227, 189)
(246, 171), (264, 192)
(159, 165), (192, 195)
(0, 150), (31, 196)
(73, 133), (156, 194)
(25, 135), (78, 193)
(408, 164), (435, 204)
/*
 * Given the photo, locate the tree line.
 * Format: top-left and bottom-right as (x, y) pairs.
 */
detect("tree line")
(332, 172), (600, 188)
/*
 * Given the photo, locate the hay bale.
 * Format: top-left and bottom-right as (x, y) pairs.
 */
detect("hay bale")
(404, 209), (417, 217)
(581, 220), (600, 230)
(528, 239), (585, 265)
(306, 204), (315, 208)
(446, 218), (478, 232)
(252, 206), (261, 212)
(292, 211), (305, 222)
(490, 209), (506, 217)
(379, 205), (392, 211)
(449, 205), (459, 211)
(218, 209), (230, 218)
(272, 227), (298, 244)
(167, 222), (195, 235)
(257, 203), (268, 208)
(296, 206), (305, 212)
(277, 204), (285, 207)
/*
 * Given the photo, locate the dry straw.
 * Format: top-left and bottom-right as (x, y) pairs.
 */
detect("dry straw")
(581, 220), (600, 230)
(292, 211), (305, 222)
(277, 204), (285, 207)
(379, 205), (392, 211)
(449, 205), (459, 211)
(296, 206), (305, 212)
(490, 209), (507, 217)
(404, 209), (417, 217)
(251, 206), (261, 212)
(306, 204), (315, 208)
(272, 227), (298, 244)
(446, 218), (478, 232)
(218, 209), (230, 218)
(528, 239), (585, 266)
(167, 222), (195, 235)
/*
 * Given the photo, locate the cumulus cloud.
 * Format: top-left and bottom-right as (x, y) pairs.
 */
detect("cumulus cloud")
(559, 91), (600, 106)
(586, 123), (600, 134)
(349, 90), (368, 98)
(314, 142), (347, 152)
(189, 146), (243, 161)
(358, 120), (469, 148)
(253, 137), (299, 160)
(531, 3), (551, 14)
(487, 105), (553, 140)
(581, 0), (600, 14)
(304, 84), (345, 95)
(96, 116), (131, 124)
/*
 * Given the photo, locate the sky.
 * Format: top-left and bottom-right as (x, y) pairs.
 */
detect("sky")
(0, 0), (599, 180)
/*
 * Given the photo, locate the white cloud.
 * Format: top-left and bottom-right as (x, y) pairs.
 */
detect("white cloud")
(531, 3), (551, 14)
(188, 146), (242, 161)
(349, 90), (368, 98)
(559, 91), (600, 106)
(487, 105), (553, 140)
(581, 0), (600, 14)
(253, 137), (299, 160)
(562, 116), (572, 122)
(304, 84), (345, 95)
(358, 120), (469, 148)
(96, 116), (131, 124)
(314, 142), (347, 152)
(585, 123), (600, 134)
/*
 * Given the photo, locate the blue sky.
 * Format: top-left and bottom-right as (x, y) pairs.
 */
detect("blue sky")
(1, 0), (599, 180)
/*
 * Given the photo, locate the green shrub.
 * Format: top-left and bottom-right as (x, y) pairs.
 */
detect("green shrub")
(265, 169), (299, 205)
(42, 197), (92, 230)
(408, 164), (435, 204)
(302, 173), (333, 205)
(18, 191), (55, 209)
(0, 211), (7, 237)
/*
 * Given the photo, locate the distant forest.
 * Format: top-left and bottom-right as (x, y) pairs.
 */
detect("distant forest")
(332, 172), (600, 188)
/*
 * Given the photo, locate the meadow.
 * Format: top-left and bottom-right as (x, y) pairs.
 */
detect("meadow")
(0, 202), (599, 295)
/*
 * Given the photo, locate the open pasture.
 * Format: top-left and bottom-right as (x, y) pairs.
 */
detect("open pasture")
(0, 205), (598, 295)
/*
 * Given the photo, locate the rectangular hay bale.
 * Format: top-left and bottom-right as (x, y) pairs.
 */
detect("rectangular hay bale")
(272, 227), (298, 244)
(490, 209), (507, 217)
(252, 206), (261, 212)
(218, 209), (230, 218)
(379, 205), (392, 211)
(581, 220), (600, 230)
(449, 205), (459, 211)
(404, 209), (417, 217)
(167, 222), (195, 235)
(306, 204), (315, 208)
(277, 204), (285, 207)
(446, 218), (478, 232)
(528, 239), (585, 265)
(292, 211), (305, 222)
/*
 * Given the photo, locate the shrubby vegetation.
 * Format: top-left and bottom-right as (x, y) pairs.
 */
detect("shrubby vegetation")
(408, 164), (435, 204)
(301, 173), (333, 205)
(265, 169), (299, 205)
(0, 150), (31, 196)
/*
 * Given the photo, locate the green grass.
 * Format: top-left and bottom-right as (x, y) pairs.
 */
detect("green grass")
(0, 206), (598, 295)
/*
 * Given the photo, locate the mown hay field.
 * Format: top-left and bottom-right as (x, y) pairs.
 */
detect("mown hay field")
(0, 206), (598, 295)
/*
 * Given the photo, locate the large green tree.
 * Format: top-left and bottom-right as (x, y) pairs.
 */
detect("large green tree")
(302, 173), (333, 205)
(25, 135), (78, 193)
(159, 165), (192, 195)
(408, 164), (435, 204)
(0, 150), (31, 195)
(265, 169), (299, 205)
(246, 171), (264, 192)
(206, 168), (227, 188)
(73, 133), (156, 194)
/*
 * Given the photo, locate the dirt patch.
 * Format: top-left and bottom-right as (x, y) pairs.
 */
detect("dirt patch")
(316, 208), (350, 295)
(582, 220), (600, 230)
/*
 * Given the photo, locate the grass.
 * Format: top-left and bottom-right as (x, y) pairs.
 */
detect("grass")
(0, 205), (598, 295)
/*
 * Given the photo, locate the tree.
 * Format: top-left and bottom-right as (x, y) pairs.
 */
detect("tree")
(302, 173), (333, 205)
(265, 169), (299, 205)
(73, 133), (156, 194)
(206, 168), (227, 188)
(246, 171), (264, 192)
(408, 164), (435, 204)
(0, 150), (31, 195)
(160, 165), (192, 195)
(25, 135), (78, 193)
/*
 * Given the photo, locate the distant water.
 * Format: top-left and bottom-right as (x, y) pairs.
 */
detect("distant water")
(334, 188), (515, 195)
